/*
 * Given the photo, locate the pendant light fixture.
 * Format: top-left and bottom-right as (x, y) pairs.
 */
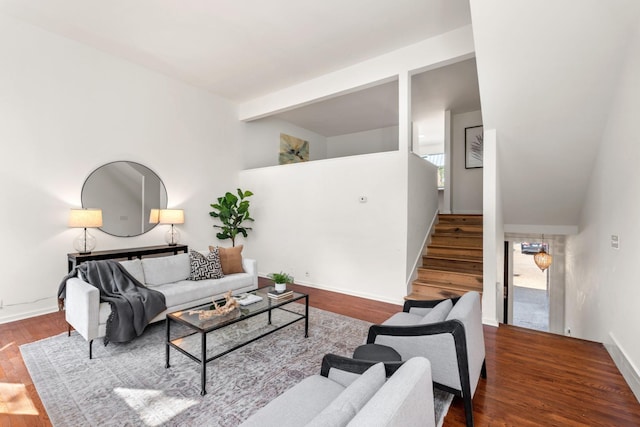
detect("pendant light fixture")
(533, 234), (552, 271)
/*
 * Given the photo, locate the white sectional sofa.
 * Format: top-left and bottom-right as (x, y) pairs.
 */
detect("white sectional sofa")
(64, 251), (258, 358)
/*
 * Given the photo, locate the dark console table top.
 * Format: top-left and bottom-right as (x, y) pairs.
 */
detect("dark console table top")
(67, 244), (188, 272)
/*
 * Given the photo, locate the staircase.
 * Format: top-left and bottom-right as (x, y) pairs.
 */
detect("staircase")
(407, 214), (483, 300)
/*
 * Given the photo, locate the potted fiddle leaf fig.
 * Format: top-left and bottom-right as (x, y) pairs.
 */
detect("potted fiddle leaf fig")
(268, 272), (294, 292)
(209, 188), (254, 247)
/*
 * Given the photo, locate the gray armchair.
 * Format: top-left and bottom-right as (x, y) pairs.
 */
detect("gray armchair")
(241, 354), (435, 427)
(366, 291), (486, 427)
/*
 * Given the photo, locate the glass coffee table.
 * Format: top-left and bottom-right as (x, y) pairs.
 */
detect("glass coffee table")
(165, 287), (309, 395)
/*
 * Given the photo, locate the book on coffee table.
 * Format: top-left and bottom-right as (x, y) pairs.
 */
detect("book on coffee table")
(235, 293), (263, 306)
(267, 289), (294, 299)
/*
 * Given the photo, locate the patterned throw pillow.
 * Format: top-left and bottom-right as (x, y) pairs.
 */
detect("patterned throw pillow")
(188, 249), (224, 281)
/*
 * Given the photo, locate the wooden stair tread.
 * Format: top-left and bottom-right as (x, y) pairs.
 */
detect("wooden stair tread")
(427, 244), (484, 252)
(434, 232), (483, 238)
(430, 236), (482, 245)
(409, 214), (483, 301)
(437, 214), (483, 226)
(421, 261), (483, 275)
(417, 267), (482, 277)
(416, 281), (483, 289)
(407, 282), (482, 301)
(412, 280), (483, 293)
(416, 277), (483, 288)
(425, 245), (483, 253)
(434, 224), (483, 235)
(423, 254), (483, 262)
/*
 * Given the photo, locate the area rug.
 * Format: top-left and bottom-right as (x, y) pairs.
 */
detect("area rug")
(21, 305), (453, 426)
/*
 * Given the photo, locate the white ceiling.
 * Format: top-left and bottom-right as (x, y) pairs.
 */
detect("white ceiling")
(470, 0), (640, 227)
(412, 58), (480, 119)
(270, 58), (480, 138)
(412, 58), (480, 149)
(5, 0), (634, 228)
(272, 80), (399, 137)
(0, 0), (471, 103)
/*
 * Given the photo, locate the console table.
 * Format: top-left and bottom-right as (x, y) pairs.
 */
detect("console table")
(67, 244), (188, 272)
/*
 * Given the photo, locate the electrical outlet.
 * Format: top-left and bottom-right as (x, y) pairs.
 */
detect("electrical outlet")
(305, 272), (310, 278)
(566, 328), (571, 336)
(0, 299), (3, 309)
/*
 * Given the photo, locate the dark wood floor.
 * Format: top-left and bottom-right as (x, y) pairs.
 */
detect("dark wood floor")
(2, 281), (640, 426)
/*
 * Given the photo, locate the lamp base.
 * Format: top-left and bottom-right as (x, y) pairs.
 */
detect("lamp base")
(165, 226), (180, 246)
(73, 229), (96, 253)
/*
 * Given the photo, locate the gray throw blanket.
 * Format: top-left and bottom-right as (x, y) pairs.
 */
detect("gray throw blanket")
(58, 260), (167, 345)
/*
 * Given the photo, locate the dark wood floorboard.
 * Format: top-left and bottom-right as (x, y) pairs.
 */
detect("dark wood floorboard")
(1, 279), (639, 426)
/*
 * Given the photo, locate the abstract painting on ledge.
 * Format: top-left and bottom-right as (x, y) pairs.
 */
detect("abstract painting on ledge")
(279, 133), (309, 164)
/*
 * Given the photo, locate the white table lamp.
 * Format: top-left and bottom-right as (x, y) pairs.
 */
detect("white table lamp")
(69, 208), (103, 254)
(159, 209), (184, 246)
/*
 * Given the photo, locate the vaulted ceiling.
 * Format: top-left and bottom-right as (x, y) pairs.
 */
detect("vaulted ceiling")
(3, 0), (639, 228)
(470, 0), (640, 227)
(0, 0), (471, 102)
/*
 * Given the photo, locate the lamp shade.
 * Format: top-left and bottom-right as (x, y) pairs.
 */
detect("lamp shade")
(533, 249), (553, 272)
(159, 209), (184, 225)
(149, 208), (160, 224)
(69, 208), (103, 228)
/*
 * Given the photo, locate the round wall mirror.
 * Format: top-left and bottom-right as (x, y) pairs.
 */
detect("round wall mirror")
(82, 161), (168, 237)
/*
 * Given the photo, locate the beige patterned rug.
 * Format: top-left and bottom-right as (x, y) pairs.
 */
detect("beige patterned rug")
(21, 305), (453, 426)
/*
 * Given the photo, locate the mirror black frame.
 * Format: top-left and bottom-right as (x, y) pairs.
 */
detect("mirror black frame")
(81, 161), (168, 237)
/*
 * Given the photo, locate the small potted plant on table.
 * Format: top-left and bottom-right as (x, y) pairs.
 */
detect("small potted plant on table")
(268, 272), (294, 292)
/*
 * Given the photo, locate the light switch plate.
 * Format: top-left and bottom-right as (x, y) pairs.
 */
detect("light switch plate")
(611, 235), (619, 249)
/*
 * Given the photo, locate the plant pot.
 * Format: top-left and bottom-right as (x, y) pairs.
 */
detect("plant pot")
(275, 283), (287, 292)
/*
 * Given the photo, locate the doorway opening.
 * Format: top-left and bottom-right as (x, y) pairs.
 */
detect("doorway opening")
(512, 241), (549, 331)
(504, 234), (565, 335)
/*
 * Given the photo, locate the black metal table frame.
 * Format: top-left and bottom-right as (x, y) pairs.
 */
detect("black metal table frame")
(165, 293), (309, 395)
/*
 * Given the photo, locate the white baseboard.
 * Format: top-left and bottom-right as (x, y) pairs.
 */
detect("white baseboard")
(606, 332), (640, 403)
(406, 209), (440, 291)
(452, 209), (483, 215)
(0, 305), (59, 324)
(482, 317), (499, 327)
(258, 274), (404, 306)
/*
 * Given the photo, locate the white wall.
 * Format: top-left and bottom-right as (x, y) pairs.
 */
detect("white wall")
(239, 152), (408, 304)
(407, 154), (439, 283)
(243, 117), (327, 169)
(326, 126), (398, 158)
(482, 128), (501, 326)
(451, 110), (483, 213)
(235, 27), (475, 306)
(0, 14), (243, 322)
(239, 25), (475, 120)
(565, 22), (640, 400)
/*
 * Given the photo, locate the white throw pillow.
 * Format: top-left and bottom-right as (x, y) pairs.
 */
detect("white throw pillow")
(419, 299), (453, 324)
(142, 253), (190, 286)
(119, 259), (145, 285)
(306, 363), (386, 427)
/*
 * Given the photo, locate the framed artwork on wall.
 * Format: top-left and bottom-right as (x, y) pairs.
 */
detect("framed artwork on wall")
(465, 125), (484, 169)
(279, 133), (309, 164)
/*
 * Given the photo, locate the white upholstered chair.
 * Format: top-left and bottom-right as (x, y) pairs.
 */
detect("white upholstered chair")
(366, 291), (486, 427)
